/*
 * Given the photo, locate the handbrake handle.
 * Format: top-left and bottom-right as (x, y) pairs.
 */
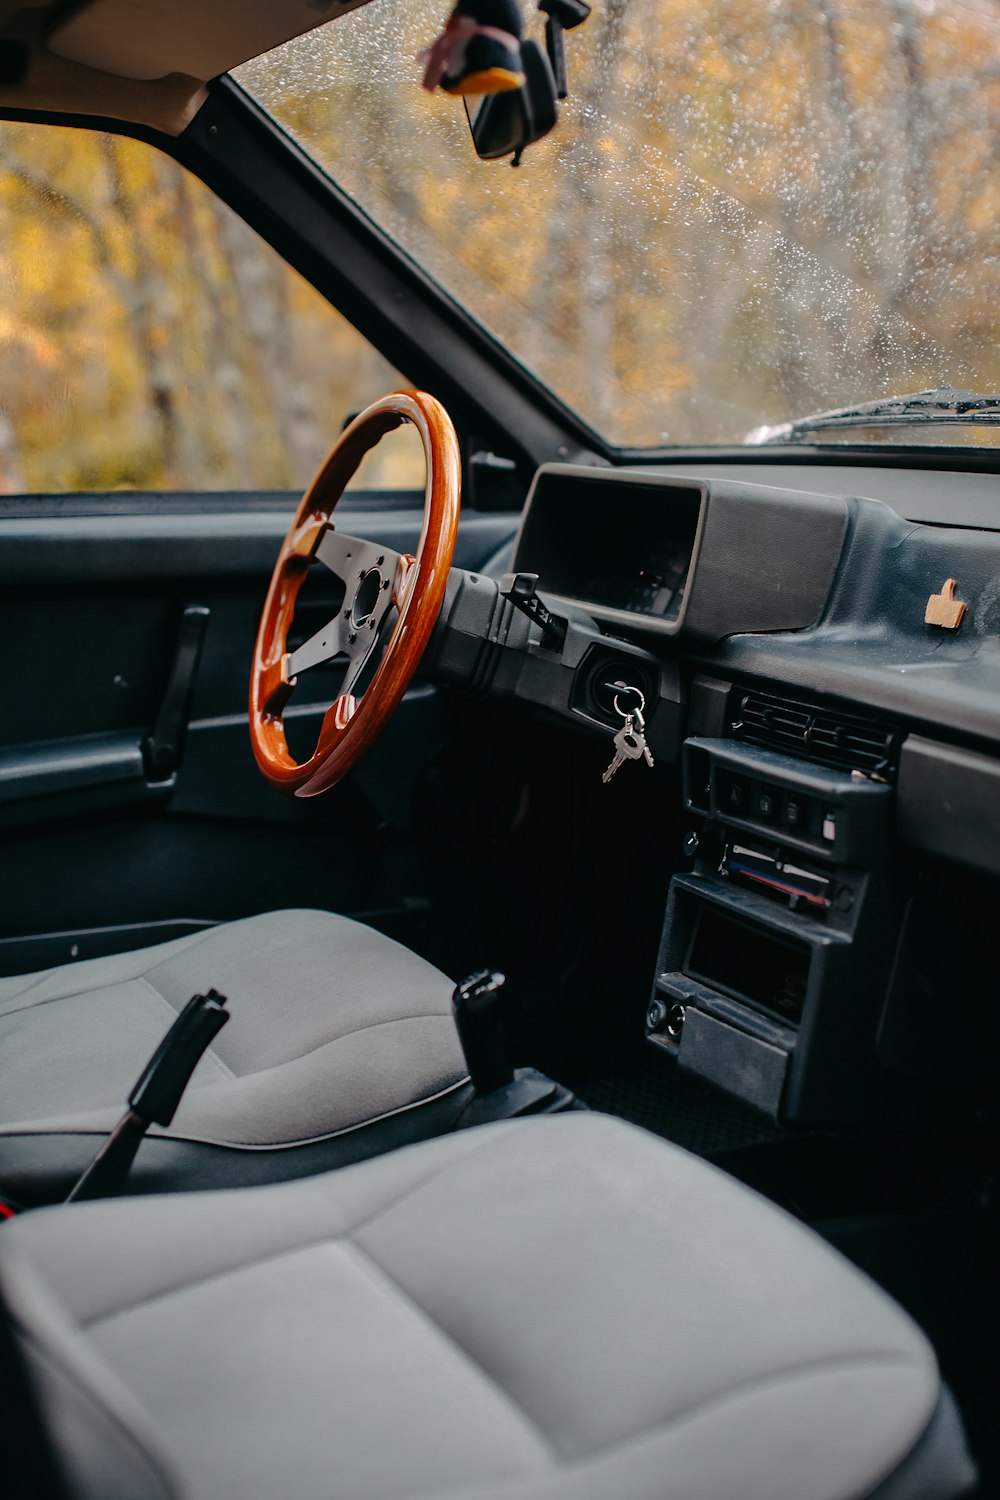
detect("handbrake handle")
(67, 989), (229, 1203)
(129, 989), (229, 1126)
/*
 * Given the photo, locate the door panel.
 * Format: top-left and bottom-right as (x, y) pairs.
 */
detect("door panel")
(0, 495), (518, 974)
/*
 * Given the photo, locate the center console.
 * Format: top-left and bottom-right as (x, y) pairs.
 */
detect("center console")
(646, 682), (906, 1127)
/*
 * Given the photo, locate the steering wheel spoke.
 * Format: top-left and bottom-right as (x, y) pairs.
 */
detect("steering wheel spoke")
(337, 625), (383, 700)
(314, 528), (403, 590)
(249, 391), (460, 796)
(285, 615), (345, 680)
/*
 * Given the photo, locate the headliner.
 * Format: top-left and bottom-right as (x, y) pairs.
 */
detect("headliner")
(0, 0), (378, 134)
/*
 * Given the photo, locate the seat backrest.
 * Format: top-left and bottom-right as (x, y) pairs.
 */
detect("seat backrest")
(0, 1269), (71, 1500)
(0, 1250), (179, 1500)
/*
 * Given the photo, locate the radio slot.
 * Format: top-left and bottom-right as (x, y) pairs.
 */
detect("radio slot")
(648, 736), (898, 1127)
(721, 842), (832, 914)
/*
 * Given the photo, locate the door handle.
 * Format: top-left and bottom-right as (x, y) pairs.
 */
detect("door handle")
(142, 605), (210, 781)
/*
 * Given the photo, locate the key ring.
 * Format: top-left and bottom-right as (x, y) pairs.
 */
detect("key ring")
(612, 684), (646, 720)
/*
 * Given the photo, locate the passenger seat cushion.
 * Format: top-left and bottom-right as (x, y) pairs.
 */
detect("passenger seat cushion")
(0, 1114), (961, 1500)
(0, 909), (467, 1146)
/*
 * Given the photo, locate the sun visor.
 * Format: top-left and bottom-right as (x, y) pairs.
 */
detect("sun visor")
(46, 0), (376, 82)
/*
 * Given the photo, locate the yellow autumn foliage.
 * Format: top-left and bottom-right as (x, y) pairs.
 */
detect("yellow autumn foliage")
(0, 0), (998, 491)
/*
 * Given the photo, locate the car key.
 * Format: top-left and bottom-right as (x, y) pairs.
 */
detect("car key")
(603, 715), (645, 782)
(609, 682), (655, 768)
(630, 704), (655, 768)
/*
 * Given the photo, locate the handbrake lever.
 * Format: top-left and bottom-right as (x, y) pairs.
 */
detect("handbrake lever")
(67, 989), (229, 1203)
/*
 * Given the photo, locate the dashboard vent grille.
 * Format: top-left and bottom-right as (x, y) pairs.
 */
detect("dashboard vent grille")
(733, 690), (899, 779)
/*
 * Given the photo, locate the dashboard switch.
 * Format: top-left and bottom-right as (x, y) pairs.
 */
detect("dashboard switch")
(725, 779), (745, 812)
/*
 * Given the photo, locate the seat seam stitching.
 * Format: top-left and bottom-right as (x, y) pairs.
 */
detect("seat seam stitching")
(0, 969), (58, 1008)
(0, 1077), (471, 1149)
(135, 975), (182, 1023)
(321, 1129), (515, 1240)
(0, 974), (185, 1020)
(136, 976), (237, 1081)
(0, 973), (237, 1083)
(382, 1352), (934, 1498)
(17, 1328), (180, 1500)
(205, 1046), (238, 1080)
(0, 978), (447, 1082)
(0, 913), (340, 1013)
(211, 1011), (458, 1076)
(80, 1238), (350, 1330)
(79, 1310), (930, 1470)
(139, 919), (258, 982)
(346, 1250), (931, 1469)
(0, 922), (233, 1013)
(0, 906), (401, 1014)
(341, 1240), (557, 1465)
(78, 1131), (515, 1329)
(517, 1350), (934, 1471)
(0, 983), (137, 1018)
(137, 909), (395, 990)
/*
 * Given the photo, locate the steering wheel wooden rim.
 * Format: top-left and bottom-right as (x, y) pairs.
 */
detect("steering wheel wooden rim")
(249, 390), (461, 797)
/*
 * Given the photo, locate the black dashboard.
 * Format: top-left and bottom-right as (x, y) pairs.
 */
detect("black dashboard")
(432, 456), (1000, 1134)
(511, 472), (704, 625)
(513, 464), (848, 642)
(510, 461), (1000, 870)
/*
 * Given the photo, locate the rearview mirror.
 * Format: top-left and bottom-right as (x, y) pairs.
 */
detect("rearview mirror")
(463, 40), (557, 164)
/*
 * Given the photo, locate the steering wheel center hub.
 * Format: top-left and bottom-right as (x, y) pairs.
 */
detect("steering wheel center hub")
(351, 566), (384, 631)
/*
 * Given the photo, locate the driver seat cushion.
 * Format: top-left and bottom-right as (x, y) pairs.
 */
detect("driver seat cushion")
(0, 909), (469, 1201)
(0, 1113), (975, 1500)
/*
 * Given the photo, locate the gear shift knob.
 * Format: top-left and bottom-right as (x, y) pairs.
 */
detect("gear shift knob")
(452, 969), (515, 1095)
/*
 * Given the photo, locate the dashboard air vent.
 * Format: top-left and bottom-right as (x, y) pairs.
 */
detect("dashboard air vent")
(732, 689), (898, 780)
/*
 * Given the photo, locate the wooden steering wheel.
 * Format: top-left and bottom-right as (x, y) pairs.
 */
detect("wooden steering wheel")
(249, 390), (461, 797)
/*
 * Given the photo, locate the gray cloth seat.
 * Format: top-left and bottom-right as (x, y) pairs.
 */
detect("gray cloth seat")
(0, 909), (470, 1204)
(0, 1113), (974, 1500)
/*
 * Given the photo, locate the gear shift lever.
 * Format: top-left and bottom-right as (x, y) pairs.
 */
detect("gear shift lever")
(452, 969), (515, 1095)
(451, 969), (579, 1126)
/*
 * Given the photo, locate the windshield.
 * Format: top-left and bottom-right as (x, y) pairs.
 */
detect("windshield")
(237, 0), (1000, 450)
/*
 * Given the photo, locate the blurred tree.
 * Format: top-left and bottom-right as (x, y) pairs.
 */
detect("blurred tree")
(237, 0), (1000, 445)
(2, 0), (1000, 486)
(0, 126), (418, 493)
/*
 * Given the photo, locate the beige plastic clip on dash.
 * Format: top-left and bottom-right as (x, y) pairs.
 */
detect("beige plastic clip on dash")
(924, 579), (966, 630)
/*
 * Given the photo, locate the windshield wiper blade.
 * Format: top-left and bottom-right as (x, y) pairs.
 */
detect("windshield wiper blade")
(745, 387), (1000, 445)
